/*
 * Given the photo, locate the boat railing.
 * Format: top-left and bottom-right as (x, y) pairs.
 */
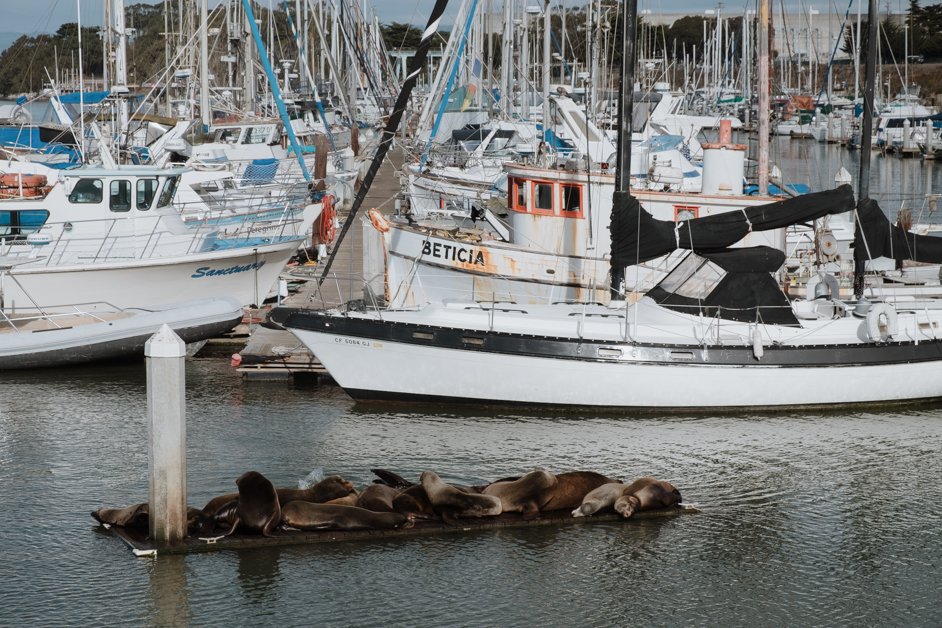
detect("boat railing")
(0, 210), (307, 266)
(280, 268), (387, 318)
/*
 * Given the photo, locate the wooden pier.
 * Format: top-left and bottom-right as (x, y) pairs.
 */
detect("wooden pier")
(230, 147), (407, 380)
(107, 505), (699, 557)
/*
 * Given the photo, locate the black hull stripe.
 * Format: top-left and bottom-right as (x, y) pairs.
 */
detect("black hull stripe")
(342, 387), (942, 414)
(284, 310), (942, 368)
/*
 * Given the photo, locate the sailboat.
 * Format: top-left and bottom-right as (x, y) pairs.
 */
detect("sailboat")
(269, 0), (942, 410)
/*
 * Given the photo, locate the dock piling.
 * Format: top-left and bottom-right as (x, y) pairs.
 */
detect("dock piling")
(145, 324), (188, 545)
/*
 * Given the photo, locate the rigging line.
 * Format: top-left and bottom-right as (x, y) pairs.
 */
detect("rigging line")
(317, 0), (452, 287)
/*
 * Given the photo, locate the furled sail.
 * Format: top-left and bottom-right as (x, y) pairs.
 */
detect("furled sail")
(609, 185), (856, 267)
(854, 197), (942, 266)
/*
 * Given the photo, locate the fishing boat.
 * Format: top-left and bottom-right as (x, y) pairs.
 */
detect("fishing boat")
(0, 161), (306, 311)
(271, 0), (942, 411)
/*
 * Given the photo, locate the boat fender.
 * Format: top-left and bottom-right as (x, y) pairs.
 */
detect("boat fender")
(752, 326), (764, 360)
(368, 208), (390, 233)
(866, 303), (898, 342)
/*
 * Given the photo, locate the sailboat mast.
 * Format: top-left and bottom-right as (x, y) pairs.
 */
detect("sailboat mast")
(858, 0), (878, 201)
(615, 0), (638, 193)
(758, 0), (770, 194)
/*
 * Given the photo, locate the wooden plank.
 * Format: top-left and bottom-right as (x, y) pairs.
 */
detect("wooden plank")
(109, 505), (699, 556)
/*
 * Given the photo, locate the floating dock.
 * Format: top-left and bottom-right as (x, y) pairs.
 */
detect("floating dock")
(107, 505), (699, 557)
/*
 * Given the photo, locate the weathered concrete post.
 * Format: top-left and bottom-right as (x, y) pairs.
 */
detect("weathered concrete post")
(145, 324), (187, 545)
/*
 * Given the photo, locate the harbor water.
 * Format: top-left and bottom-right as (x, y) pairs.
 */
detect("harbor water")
(1, 356), (941, 626)
(1, 136), (942, 625)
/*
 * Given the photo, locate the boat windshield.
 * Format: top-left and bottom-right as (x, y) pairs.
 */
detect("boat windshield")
(156, 177), (179, 208)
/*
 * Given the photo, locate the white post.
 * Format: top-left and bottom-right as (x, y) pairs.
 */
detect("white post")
(146, 324), (187, 545)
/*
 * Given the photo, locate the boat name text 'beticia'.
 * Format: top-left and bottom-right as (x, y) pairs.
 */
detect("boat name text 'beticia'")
(421, 241), (486, 266)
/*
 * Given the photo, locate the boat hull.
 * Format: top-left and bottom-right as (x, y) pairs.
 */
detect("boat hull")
(284, 311), (942, 410)
(0, 298), (243, 369)
(5, 239), (301, 311)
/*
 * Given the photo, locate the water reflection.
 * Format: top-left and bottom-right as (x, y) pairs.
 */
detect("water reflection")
(236, 548), (282, 604)
(147, 555), (190, 627)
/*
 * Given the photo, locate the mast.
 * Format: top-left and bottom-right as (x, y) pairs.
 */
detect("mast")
(758, 0), (770, 194)
(542, 0), (551, 143)
(610, 0), (638, 298)
(853, 0), (879, 299)
(200, 0), (210, 129)
(317, 0), (452, 286)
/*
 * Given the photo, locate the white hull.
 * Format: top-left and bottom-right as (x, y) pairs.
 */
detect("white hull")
(0, 297), (244, 369)
(284, 300), (942, 410)
(4, 241), (299, 311)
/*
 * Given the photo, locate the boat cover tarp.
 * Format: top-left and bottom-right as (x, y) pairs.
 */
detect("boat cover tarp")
(854, 197), (942, 266)
(610, 185), (856, 267)
(647, 247), (800, 326)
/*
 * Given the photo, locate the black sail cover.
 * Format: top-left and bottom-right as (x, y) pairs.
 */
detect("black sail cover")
(609, 184), (856, 267)
(854, 197), (942, 266)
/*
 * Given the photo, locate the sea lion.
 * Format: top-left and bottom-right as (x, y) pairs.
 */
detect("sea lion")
(571, 481), (629, 517)
(324, 493), (360, 506)
(482, 469), (557, 519)
(356, 483), (400, 512)
(91, 502), (150, 529)
(91, 503), (209, 535)
(539, 471), (621, 512)
(281, 501), (408, 531)
(420, 470), (502, 520)
(200, 475), (357, 519)
(371, 468), (414, 489)
(614, 480), (682, 518)
(392, 484), (437, 520)
(226, 471), (281, 536)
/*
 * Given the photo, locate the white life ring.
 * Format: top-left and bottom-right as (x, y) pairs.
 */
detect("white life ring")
(866, 303), (898, 342)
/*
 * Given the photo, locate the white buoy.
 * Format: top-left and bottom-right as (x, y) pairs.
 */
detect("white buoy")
(145, 324), (187, 545)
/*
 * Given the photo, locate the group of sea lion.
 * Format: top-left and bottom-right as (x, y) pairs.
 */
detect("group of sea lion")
(91, 468), (682, 537)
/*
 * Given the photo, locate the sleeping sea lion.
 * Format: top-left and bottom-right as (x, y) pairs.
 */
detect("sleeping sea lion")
(91, 503), (209, 535)
(392, 484), (437, 520)
(538, 471), (621, 512)
(91, 502), (150, 529)
(482, 469), (557, 519)
(281, 501), (408, 531)
(200, 475), (357, 519)
(356, 483), (400, 512)
(614, 480), (682, 518)
(371, 468), (414, 489)
(226, 471), (281, 536)
(324, 493), (360, 506)
(420, 470), (502, 520)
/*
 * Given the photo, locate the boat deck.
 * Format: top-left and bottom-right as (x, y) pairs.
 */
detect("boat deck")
(107, 505), (699, 557)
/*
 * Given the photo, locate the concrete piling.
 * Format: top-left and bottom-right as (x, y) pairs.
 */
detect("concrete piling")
(145, 324), (187, 545)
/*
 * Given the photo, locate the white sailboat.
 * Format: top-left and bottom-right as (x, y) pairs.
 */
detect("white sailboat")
(270, 0), (942, 411)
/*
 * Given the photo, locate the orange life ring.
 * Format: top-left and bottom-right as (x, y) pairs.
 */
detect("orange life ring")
(318, 194), (337, 243)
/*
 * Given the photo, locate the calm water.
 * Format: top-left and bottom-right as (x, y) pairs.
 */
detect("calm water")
(1, 357), (941, 626)
(1, 126), (941, 624)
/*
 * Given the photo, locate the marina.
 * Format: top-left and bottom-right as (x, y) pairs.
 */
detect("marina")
(3, 0), (942, 624)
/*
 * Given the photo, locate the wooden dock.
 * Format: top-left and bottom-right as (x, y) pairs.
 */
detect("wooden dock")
(232, 147), (407, 380)
(107, 505), (699, 557)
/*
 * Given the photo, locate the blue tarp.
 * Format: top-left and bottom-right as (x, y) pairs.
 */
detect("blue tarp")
(240, 158), (279, 186)
(58, 91), (110, 105)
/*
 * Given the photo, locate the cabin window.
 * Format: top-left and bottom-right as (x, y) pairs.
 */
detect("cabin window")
(109, 180), (132, 212)
(561, 184), (582, 214)
(533, 182), (554, 212)
(136, 179), (158, 210)
(68, 178), (103, 204)
(0, 210), (49, 238)
(674, 205), (699, 221)
(244, 125), (273, 144)
(156, 177), (179, 208)
(512, 178), (528, 212)
(660, 255), (725, 299)
(216, 128), (241, 143)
